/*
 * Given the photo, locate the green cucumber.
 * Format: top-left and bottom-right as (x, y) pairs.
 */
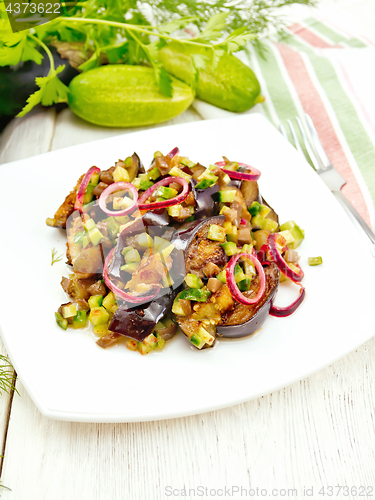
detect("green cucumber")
(279, 220), (305, 249)
(207, 224), (226, 242)
(68, 66), (194, 127)
(159, 43), (263, 112)
(185, 273), (204, 289)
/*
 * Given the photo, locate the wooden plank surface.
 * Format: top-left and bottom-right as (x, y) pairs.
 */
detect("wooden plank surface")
(1, 339), (375, 499)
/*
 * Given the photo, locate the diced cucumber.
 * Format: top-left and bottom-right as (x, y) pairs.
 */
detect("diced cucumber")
(216, 270), (227, 283)
(278, 230), (295, 246)
(197, 326), (215, 346)
(120, 262), (139, 273)
(136, 233), (153, 249)
(132, 178), (154, 191)
(88, 295), (103, 309)
(61, 303), (77, 318)
(223, 222), (238, 243)
(248, 201), (261, 217)
(156, 186), (178, 199)
(180, 158), (196, 168)
(73, 230), (86, 245)
(125, 248), (141, 263)
(89, 307), (109, 326)
(148, 167), (161, 180)
(220, 241), (238, 256)
(83, 218), (96, 231)
(234, 263), (246, 283)
(143, 333), (158, 348)
(155, 333), (166, 350)
(102, 292), (117, 312)
(195, 172), (218, 189)
(88, 227), (104, 246)
(279, 220), (304, 249)
(55, 312), (68, 330)
(222, 161), (239, 171)
(172, 299), (186, 316)
(83, 185), (95, 205)
(137, 342), (154, 355)
(107, 217), (120, 239)
(261, 219), (278, 233)
(190, 334), (205, 349)
(88, 172), (100, 186)
(218, 189), (237, 203)
(113, 166), (130, 183)
(308, 256), (323, 266)
(185, 273), (203, 289)
(82, 236), (90, 249)
(161, 244), (175, 259)
(179, 288), (211, 302)
(73, 310), (87, 329)
(207, 224), (226, 242)
(94, 324), (109, 337)
(121, 246), (133, 256)
(169, 166), (192, 181)
(114, 215), (130, 225)
(154, 236), (170, 252)
(238, 278), (252, 291)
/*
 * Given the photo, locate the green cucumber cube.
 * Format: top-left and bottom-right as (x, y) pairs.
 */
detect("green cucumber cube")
(207, 224), (226, 242)
(185, 273), (203, 289)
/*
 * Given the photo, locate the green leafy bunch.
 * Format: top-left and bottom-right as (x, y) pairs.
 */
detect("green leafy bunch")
(0, 0), (315, 117)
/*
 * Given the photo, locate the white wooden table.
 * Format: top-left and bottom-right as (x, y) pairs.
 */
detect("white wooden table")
(1, 2), (375, 498)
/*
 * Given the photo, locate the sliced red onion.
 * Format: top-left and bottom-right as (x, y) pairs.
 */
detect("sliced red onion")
(215, 161), (261, 181)
(74, 166), (100, 213)
(268, 234), (304, 282)
(138, 177), (189, 211)
(99, 182), (138, 217)
(240, 218), (247, 225)
(226, 252), (266, 305)
(167, 147), (179, 158)
(103, 249), (161, 304)
(270, 283), (306, 317)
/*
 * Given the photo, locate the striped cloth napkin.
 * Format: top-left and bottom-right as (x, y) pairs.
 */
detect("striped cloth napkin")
(193, 17), (375, 231)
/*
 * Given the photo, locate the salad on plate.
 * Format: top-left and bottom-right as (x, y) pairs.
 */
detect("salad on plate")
(47, 148), (306, 354)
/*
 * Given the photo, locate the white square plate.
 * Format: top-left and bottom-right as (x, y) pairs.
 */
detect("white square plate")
(1, 114), (374, 422)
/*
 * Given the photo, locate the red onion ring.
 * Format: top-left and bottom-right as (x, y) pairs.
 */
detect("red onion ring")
(167, 147), (179, 158)
(74, 166), (100, 213)
(99, 182), (138, 217)
(103, 249), (161, 304)
(137, 177), (189, 211)
(270, 283), (306, 317)
(215, 161), (261, 181)
(268, 234), (304, 282)
(226, 252), (266, 305)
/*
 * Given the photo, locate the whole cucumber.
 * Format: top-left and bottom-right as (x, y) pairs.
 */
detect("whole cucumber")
(68, 65), (194, 127)
(159, 42), (263, 112)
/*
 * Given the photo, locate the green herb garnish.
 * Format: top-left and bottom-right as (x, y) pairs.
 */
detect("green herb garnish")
(51, 248), (63, 266)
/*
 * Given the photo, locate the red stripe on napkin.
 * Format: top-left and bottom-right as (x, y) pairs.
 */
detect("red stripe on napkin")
(275, 42), (371, 226)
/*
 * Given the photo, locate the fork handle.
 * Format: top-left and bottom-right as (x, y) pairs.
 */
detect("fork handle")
(334, 190), (375, 245)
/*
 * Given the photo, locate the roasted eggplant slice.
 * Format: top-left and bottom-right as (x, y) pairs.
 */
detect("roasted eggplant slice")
(46, 174), (84, 229)
(172, 216), (279, 347)
(190, 179), (220, 219)
(109, 291), (176, 342)
(217, 263), (279, 338)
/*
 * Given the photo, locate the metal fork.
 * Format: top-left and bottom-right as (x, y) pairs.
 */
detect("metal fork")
(280, 113), (375, 246)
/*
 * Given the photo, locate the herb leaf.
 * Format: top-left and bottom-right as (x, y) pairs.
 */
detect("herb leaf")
(195, 12), (228, 42)
(0, 33), (43, 66)
(17, 66), (69, 117)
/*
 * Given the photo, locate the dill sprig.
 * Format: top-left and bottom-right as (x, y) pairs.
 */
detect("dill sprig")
(51, 247), (64, 266)
(0, 354), (18, 397)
